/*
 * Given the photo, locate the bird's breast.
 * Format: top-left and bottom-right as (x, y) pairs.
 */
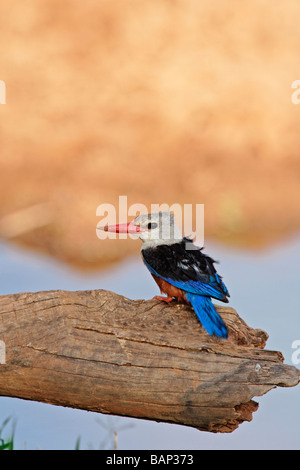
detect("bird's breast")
(152, 274), (188, 303)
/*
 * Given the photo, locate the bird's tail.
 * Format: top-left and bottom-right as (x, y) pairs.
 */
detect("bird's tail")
(185, 293), (228, 338)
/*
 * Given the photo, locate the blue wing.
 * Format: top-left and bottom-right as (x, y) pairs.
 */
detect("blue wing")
(141, 238), (230, 301)
(143, 257), (229, 302)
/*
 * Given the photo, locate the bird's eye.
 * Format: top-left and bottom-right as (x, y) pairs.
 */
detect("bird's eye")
(147, 222), (158, 230)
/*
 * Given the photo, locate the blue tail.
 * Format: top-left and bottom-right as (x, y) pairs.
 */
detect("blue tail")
(186, 293), (228, 338)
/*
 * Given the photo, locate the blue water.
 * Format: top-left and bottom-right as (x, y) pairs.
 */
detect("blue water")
(0, 236), (299, 450)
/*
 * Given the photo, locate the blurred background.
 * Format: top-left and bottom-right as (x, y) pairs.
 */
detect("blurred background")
(0, 0), (299, 450)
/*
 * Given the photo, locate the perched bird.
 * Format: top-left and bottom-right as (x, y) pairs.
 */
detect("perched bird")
(99, 211), (229, 338)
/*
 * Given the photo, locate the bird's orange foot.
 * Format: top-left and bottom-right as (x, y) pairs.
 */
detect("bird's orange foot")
(153, 295), (174, 303)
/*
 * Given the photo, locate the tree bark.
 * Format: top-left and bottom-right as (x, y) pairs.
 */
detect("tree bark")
(0, 289), (298, 433)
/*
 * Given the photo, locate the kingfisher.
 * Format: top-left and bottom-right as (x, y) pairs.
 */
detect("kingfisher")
(99, 211), (229, 338)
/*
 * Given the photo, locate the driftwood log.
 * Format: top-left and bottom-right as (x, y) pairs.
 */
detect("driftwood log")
(0, 289), (298, 433)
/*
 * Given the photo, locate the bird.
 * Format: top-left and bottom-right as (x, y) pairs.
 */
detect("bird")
(98, 211), (229, 338)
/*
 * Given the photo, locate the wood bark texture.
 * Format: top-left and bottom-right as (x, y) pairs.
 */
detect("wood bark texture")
(0, 289), (298, 433)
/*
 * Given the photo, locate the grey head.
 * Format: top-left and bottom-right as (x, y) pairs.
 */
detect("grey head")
(132, 211), (182, 249)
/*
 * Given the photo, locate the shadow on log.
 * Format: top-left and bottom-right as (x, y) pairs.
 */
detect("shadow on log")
(0, 289), (298, 433)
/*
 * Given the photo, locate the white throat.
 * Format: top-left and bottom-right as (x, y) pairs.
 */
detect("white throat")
(140, 225), (183, 250)
(141, 237), (183, 250)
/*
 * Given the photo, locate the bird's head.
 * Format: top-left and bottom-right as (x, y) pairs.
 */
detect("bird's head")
(99, 211), (182, 248)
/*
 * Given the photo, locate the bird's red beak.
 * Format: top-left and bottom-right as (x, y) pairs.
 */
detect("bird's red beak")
(98, 222), (143, 233)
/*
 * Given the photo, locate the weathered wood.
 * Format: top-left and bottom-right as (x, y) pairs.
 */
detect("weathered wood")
(0, 289), (298, 433)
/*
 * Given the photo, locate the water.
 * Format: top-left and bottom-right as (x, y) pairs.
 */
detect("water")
(0, 236), (299, 450)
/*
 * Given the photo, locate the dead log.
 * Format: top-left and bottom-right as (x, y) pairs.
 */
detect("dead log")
(0, 289), (298, 433)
